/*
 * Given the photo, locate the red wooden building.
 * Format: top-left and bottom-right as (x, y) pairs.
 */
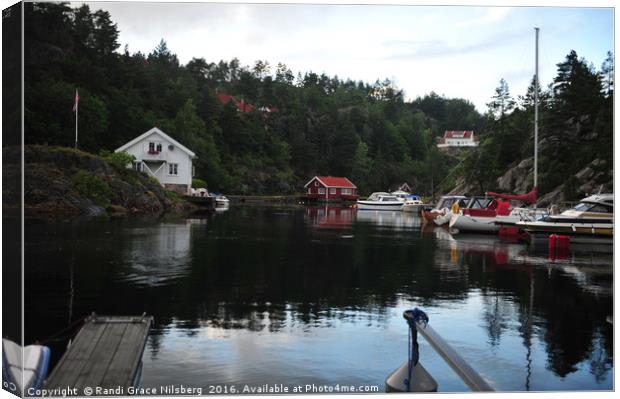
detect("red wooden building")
(304, 176), (359, 201)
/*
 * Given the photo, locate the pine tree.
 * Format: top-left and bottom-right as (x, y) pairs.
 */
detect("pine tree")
(487, 78), (515, 120)
(600, 51), (614, 97)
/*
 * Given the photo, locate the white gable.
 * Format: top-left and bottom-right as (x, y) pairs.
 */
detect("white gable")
(115, 127), (196, 158)
(114, 127), (197, 194)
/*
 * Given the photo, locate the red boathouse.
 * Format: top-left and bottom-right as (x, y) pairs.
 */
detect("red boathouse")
(304, 176), (359, 202)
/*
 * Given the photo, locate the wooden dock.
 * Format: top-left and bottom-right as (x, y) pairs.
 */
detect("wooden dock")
(44, 314), (153, 395)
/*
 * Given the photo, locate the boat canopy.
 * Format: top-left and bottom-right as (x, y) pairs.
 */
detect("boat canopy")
(485, 187), (538, 205)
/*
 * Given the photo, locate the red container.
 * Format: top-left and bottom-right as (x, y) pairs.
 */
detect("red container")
(556, 235), (570, 249)
(548, 234), (556, 251)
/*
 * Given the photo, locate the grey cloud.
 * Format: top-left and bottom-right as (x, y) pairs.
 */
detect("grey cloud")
(384, 29), (526, 61)
(90, 2), (334, 50)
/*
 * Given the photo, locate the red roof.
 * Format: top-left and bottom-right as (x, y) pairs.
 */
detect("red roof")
(217, 93), (234, 104)
(217, 92), (276, 114)
(444, 130), (473, 139)
(236, 99), (253, 113)
(304, 176), (357, 188)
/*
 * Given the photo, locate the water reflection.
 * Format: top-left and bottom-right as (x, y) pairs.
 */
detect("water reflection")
(19, 207), (613, 392)
(305, 206), (355, 230)
(355, 209), (421, 230)
(116, 223), (193, 287)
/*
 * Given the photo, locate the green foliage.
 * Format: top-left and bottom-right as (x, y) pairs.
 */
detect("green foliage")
(71, 170), (112, 205)
(23, 3), (612, 198)
(192, 178), (208, 188)
(164, 189), (182, 202)
(98, 150), (135, 170)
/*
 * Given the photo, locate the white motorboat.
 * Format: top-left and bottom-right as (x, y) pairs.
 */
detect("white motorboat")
(400, 194), (428, 213)
(401, 198), (426, 213)
(357, 193), (405, 211)
(517, 193), (613, 242)
(449, 197), (500, 233)
(450, 188), (545, 234)
(2, 339), (51, 396)
(214, 195), (230, 211)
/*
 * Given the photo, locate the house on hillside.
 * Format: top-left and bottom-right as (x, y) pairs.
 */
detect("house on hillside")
(217, 92), (278, 114)
(115, 127), (196, 195)
(436, 130), (478, 149)
(304, 176), (359, 202)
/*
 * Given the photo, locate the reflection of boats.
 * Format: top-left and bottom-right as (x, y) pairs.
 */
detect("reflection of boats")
(421, 196), (468, 225)
(2, 339), (51, 396)
(517, 194), (613, 243)
(355, 209), (421, 230)
(442, 232), (527, 266)
(357, 192), (405, 211)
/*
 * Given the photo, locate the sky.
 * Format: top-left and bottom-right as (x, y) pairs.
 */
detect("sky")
(52, 1), (618, 112)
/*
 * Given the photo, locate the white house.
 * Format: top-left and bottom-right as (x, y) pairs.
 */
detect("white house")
(436, 130), (478, 148)
(115, 127), (196, 195)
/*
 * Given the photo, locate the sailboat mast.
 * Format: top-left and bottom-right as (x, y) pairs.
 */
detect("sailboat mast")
(534, 27), (539, 189)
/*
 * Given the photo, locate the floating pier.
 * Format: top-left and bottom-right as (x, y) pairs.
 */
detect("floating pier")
(44, 314), (153, 396)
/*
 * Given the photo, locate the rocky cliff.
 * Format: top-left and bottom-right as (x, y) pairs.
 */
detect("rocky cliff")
(2, 145), (194, 219)
(446, 156), (613, 207)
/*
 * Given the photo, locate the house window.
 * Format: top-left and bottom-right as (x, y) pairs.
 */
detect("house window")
(329, 188), (336, 194)
(318, 188), (325, 194)
(307, 188), (312, 194)
(169, 163), (178, 175)
(133, 161), (143, 172)
(314, 181), (319, 187)
(148, 142), (161, 154)
(342, 188), (352, 195)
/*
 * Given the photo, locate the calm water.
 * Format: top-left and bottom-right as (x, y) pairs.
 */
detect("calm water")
(14, 206), (614, 392)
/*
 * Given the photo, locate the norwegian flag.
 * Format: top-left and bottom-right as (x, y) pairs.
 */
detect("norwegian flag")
(72, 90), (80, 112)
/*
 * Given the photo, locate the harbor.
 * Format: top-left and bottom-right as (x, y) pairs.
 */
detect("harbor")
(10, 205), (613, 393)
(3, 2), (615, 396)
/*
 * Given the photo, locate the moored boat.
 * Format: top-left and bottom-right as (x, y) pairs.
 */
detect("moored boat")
(449, 196), (500, 233)
(516, 193), (613, 242)
(2, 339), (51, 396)
(209, 193), (230, 211)
(450, 189), (543, 234)
(401, 195), (428, 213)
(357, 192), (405, 211)
(421, 195), (468, 225)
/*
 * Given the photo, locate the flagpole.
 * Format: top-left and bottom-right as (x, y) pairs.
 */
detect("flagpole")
(75, 101), (78, 149)
(74, 90), (79, 149)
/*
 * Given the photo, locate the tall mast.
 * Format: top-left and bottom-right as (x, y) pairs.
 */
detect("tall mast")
(534, 27), (539, 189)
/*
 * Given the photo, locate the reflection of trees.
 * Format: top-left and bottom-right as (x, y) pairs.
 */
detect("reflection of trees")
(23, 208), (613, 386)
(588, 333), (612, 384)
(537, 268), (607, 378)
(453, 243), (612, 382)
(148, 210), (612, 385)
(481, 289), (511, 348)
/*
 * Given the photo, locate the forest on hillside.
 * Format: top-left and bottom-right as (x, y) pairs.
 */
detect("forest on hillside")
(8, 2), (614, 197)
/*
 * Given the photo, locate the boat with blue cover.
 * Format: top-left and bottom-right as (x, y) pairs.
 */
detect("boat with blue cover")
(2, 339), (51, 397)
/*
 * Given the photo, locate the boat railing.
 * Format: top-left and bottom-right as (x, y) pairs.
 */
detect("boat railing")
(400, 308), (494, 392)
